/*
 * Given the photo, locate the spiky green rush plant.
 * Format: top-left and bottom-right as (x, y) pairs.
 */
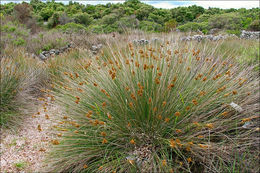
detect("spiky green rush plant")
(0, 58), (20, 127)
(48, 40), (259, 173)
(0, 55), (48, 129)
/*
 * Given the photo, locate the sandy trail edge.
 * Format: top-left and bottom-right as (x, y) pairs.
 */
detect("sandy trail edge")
(0, 99), (60, 173)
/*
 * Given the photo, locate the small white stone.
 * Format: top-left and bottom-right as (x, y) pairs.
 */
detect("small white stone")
(242, 122), (251, 129)
(230, 102), (243, 112)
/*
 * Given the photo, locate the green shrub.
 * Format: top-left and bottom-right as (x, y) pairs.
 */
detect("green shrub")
(102, 13), (118, 25)
(14, 161), (27, 170)
(226, 29), (241, 36)
(116, 16), (139, 29)
(103, 25), (118, 33)
(88, 24), (105, 33)
(194, 14), (211, 23)
(12, 37), (26, 46)
(1, 25), (16, 32)
(42, 43), (54, 51)
(58, 12), (73, 25)
(208, 13), (242, 30)
(48, 41), (259, 172)
(177, 22), (208, 32)
(56, 22), (87, 33)
(248, 20), (260, 31)
(241, 17), (253, 29)
(202, 29), (208, 34)
(73, 13), (93, 26)
(15, 30), (29, 37)
(47, 12), (60, 28)
(140, 20), (162, 32)
(40, 7), (54, 21)
(25, 30), (68, 54)
(164, 19), (177, 32)
(8, 26), (16, 32)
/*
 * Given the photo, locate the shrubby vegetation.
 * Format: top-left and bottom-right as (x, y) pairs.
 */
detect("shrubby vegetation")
(177, 22), (209, 33)
(1, 0), (259, 34)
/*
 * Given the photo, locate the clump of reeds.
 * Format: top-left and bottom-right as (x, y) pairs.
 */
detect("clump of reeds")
(0, 54), (48, 129)
(48, 39), (259, 172)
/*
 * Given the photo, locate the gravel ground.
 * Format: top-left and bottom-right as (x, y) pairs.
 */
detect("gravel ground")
(0, 99), (59, 173)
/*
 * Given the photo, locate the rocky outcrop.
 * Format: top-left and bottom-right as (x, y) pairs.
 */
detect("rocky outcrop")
(37, 42), (75, 61)
(240, 30), (260, 39)
(180, 31), (260, 42)
(208, 28), (221, 35)
(35, 42), (104, 60)
(151, 37), (160, 42)
(180, 34), (238, 42)
(133, 39), (149, 45)
(90, 44), (103, 55)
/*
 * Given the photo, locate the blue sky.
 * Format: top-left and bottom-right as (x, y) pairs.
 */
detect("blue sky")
(1, 1), (259, 9)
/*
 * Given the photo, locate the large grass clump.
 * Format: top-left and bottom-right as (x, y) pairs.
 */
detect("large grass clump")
(0, 58), (21, 127)
(0, 55), (48, 129)
(48, 39), (259, 172)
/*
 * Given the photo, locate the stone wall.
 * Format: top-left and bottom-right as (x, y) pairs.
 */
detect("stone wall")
(240, 30), (260, 39)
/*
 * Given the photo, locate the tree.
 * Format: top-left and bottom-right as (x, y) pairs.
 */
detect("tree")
(148, 13), (164, 25)
(14, 2), (39, 33)
(73, 13), (93, 26)
(30, 0), (42, 11)
(117, 15), (139, 29)
(194, 14), (211, 23)
(136, 5), (153, 20)
(205, 7), (223, 15)
(164, 19), (177, 32)
(0, 2), (16, 15)
(124, 0), (141, 10)
(14, 2), (32, 23)
(58, 12), (73, 25)
(83, 5), (95, 14)
(40, 7), (54, 21)
(189, 5), (205, 18)
(47, 12), (60, 28)
(102, 13), (118, 25)
(139, 20), (162, 32)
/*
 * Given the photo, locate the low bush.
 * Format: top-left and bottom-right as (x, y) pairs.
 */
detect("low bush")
(73, 13), (93, 26)
(12, 37), (26, 46)
(177, 22), (208, 32)
(56, 22), (88, 33)
(208, 13), (242, 31)
(139, 20), (163, 32)
(226, 29), (241, 36)
(248, 19), (260, 31)
(47, 40), (259, 172)
(0, 17), (37, 51)
(26, 30), (68, 54)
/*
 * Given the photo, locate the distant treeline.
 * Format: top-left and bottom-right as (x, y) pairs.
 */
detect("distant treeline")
(1, 0), (259, 34)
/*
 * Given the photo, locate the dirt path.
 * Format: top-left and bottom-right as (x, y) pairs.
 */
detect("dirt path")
(0, 98), (60, 173)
